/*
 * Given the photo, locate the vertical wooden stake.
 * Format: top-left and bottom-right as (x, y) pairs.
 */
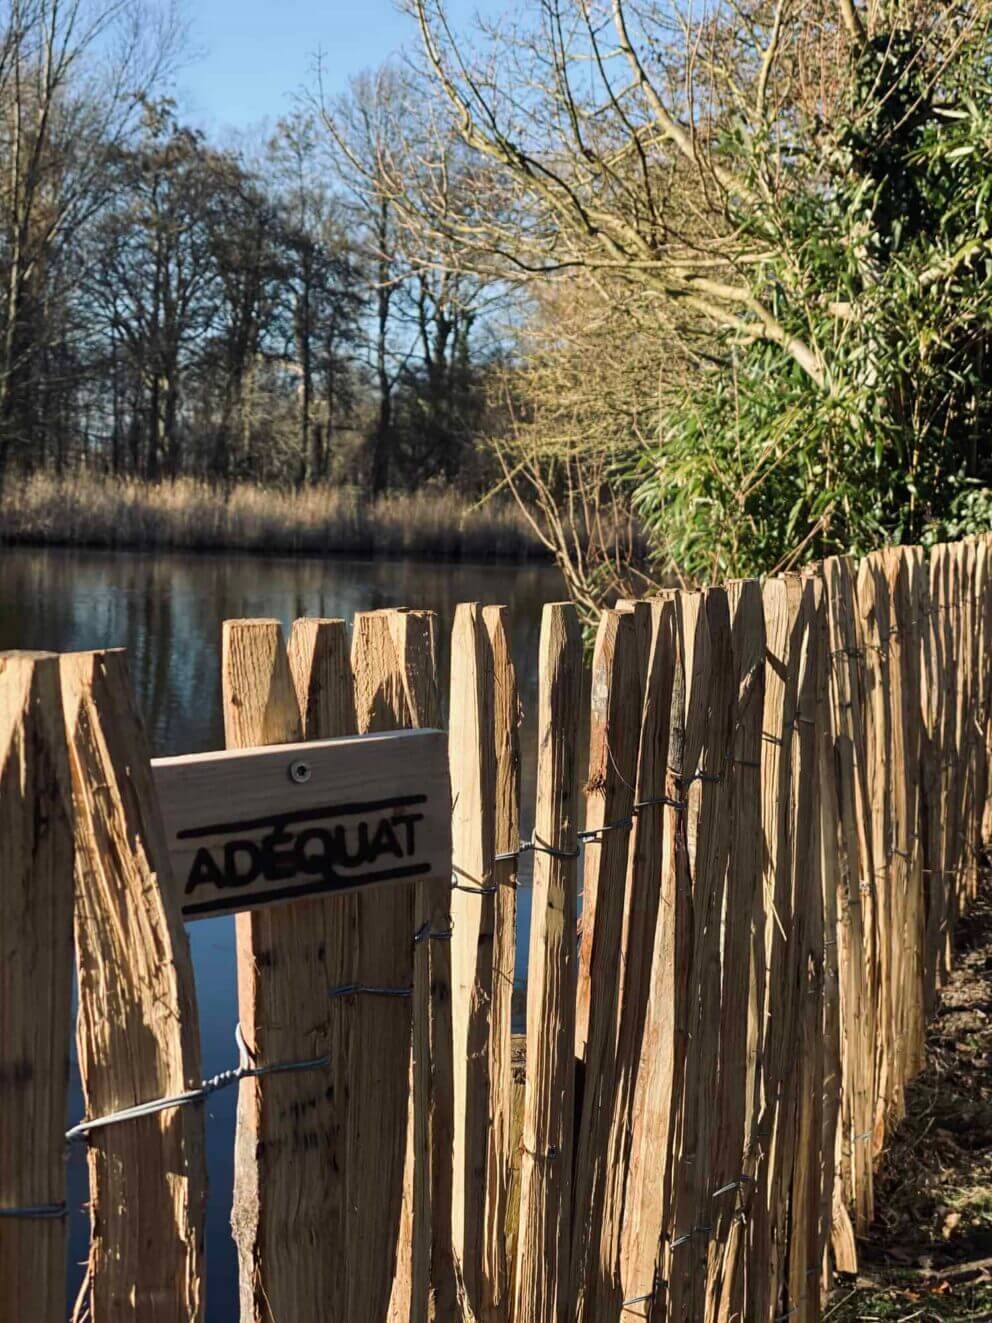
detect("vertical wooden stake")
(61, 649), (205, 1321)
(350, 610), (444, 1323)
(483, 605), (521, 1317)
(513, 602), (582, 1323)
(570, 609), (642, 1318)
(0, 652), (74, 1323)
(450, 603), (497, 1317)
(287, 618), (357, 1316)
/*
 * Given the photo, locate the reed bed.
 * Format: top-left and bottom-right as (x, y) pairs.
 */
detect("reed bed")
(0, 472), (546, 561)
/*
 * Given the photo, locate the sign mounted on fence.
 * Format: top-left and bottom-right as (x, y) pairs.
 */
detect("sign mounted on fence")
(152, 729), (451, 920)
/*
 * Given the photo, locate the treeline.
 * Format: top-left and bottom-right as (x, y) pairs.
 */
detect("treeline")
(0, 1), (500, 492)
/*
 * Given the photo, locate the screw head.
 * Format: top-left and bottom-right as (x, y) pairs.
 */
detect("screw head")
(288, 760), (312, 785)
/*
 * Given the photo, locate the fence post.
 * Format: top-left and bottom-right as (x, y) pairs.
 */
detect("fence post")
(667, 587), (733, 1323)
(61, 648), (206, 1320)
(708, 580), (765, 1322)
(0, 652), (74, 1322)
(570, 609), (642, 1318)
(350, 609), (443, 1323)
(287, 618), (357, 1314)
(449, 602), (497, 1318)
(483, 604), (521, 1317)
(513, 602), (582, 1323)
(822, 555), (876, 1241)
(602, 596), (678, 1317)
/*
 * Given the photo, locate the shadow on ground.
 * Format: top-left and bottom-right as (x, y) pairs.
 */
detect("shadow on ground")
(830, 889), (992, 1321)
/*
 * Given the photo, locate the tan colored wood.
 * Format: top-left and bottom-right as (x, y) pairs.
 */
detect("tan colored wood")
(0, 652), (74, 1322)
(569, 609), (643, 1319)
(151, 729), (450, 919)
(60, 649), (205, 1321)
(482, 604), (520, 1318)
(350, 610), (444, 1323)
(822, 555), (876, 1238)
(786, 575), (826, 1323)
(513, 602), (582, 1323)
(667, 587), (734, 1323)
(708, 580), (765, 1323)
(449, 602), (498, 1318)
(289, 618), (357, 1317)
(598, 597), (677, 1318)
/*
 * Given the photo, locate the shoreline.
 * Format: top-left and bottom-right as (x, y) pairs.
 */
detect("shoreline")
(0, 472), (551, 564)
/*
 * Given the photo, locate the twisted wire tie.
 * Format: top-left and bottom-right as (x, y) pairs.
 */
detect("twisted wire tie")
(670, 1224), (712, 1250)
(413, 920), (453, 943)
(65, 989), (411, 1143)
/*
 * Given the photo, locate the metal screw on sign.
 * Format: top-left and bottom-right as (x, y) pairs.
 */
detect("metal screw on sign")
(288, 759), (311, 785)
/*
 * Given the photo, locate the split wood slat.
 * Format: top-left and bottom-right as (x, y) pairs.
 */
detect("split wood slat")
(667, 587), (734, 1323)
(349, 610), (443, 1323)
(61, 648), (206, 1321)
(708, 580), (765, 1323)
(598, 596), (677, 1319)
(513, 602), (582, 1323)
(786, 575), (826, 1323)
(822, 555), (876, 1238)
(899, 552), (928, 1081)
(569, 609), (643, 1319)
(287, 618), (357, 1318)
(0, 652), (74, 1323)
(747, 576), (802, 1323)
(224, 618), (336, 1323)
(482, 604), (520, 1318)
(449, 602), (498, 1319)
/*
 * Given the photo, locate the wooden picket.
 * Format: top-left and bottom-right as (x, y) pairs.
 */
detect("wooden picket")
(5, 534), (992, 1322)
(0, 653), (74, 1323)
(62, 649), (206, 1321)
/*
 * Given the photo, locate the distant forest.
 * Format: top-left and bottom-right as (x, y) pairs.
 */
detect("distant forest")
(0, 0), (505, 493)
(4, 0), (991, 598)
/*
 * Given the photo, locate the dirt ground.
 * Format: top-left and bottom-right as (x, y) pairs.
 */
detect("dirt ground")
(830, 889), (992, 1322)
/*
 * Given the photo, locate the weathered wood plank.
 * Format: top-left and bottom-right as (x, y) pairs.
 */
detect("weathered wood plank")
(61, 648), (205, 1321)
(569, 609), (643, 1318)
(667, 587), (734, 1323)
(350, 610), (443, 1323)
(708, 580), (765, 1323)
(0, 652), (74, 1322)
(599, 597), (677, 1318)
(482, 604), (520, 1319)
(449, 602), (497, 1318)
(513, 602), (582, 1323)
(822, 555), (876, 1238)
(288, 618), (357, 1318)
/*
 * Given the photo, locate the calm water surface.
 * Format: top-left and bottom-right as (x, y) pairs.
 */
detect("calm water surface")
(0, 544), (570, 1318)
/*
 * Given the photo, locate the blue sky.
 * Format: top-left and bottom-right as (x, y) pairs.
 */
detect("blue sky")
(176, 0), (492, 135)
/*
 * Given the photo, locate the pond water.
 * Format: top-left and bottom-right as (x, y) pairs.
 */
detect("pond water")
(0, 544), (572, 1317)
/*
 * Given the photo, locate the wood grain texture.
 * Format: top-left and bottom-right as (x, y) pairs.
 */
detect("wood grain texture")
(482, 605), (520, 1320)
(708, 580), (765, 1323)
(0, 652), (74, 1323)
(569, 609), (643, 1320)
(513, 602), (582, 1323)
(601, 597), (677, 1318)
(822, 555), (876, 1237)
(289, 617), (357, 1319)
(449, 602), (497, 1319)
(61, 649), (205, 1322)
(667, 587), (734, 1323)
(349, 610), (444, 1323)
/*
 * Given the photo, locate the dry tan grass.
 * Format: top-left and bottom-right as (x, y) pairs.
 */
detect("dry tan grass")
(0, 472), (545, 561)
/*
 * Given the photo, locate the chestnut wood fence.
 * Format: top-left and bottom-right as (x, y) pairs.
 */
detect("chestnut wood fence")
(1, 535), (989, 1321)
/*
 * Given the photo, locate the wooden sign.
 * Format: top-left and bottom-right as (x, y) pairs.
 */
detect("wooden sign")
(152, 729), (451, 920)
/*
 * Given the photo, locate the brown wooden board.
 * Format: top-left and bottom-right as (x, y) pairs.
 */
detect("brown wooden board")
(61, 649), (206, 1321)
(0, 652), (74, 1322)
(152, 728), (451, 919)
